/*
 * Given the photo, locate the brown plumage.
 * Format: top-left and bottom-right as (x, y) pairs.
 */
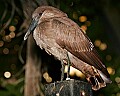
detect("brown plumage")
(24, 6), (112, 90)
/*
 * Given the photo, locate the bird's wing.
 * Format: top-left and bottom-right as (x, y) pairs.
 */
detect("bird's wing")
(52, 17), (110, 78)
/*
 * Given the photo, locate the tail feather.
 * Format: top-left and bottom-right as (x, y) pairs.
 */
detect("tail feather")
(68, 53), (112, 90)
(98, 70), (112, 83)
(87, 75), (106, 90)
(87, 69), (112, 90)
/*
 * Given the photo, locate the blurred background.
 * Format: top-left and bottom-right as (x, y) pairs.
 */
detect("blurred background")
(0, 0), (120, 96)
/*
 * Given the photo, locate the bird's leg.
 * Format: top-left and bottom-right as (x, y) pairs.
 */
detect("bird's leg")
(61, 61), (65, 81)
(66, 53), (71, 80)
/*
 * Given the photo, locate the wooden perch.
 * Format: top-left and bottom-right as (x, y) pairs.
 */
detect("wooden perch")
(45, 79), (92, 96)
(24, 35), (43, 96)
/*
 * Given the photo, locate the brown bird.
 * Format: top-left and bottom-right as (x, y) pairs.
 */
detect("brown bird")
(24, 6), (112, 90)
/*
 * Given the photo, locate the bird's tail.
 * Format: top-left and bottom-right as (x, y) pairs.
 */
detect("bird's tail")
(68, 52), (112, 90)
(86, 69), (112, 90)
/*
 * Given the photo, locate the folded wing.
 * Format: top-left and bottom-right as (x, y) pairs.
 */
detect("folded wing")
(52, 17), (110, 79)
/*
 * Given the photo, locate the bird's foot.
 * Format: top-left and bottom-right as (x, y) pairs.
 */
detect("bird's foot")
(61, 61), (65, 81)
(66, 53), (71, 80)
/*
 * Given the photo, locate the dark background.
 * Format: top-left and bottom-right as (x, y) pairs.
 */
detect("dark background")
(0, 0), (120, 96)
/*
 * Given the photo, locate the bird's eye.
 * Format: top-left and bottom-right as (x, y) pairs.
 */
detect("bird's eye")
(39, 13), (42, 16)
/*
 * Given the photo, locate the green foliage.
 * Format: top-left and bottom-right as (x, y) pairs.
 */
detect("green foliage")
(0, 78), (24, 96)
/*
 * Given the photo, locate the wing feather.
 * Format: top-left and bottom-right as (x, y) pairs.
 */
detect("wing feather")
(52, 17), (110, 78)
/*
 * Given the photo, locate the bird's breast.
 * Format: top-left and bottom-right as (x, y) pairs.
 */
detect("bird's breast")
(33, 26), (67, 61)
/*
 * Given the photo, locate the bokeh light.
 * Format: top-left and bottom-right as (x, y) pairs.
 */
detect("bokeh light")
(64, 65), (85, 78)
(9, 26), (16, 32)
(107, 67), (115, 75)
(99, 43), (107, 51)
(43, 72), (49, 79)
(69, 66), (76, 76)
(3, 48), (9, 54)
(81, 25), (87, 32)
(79, 16), (87, 22)
(94, 40), (107, 51)
(0, 41), (4, 47)
(75, 70), (85, 78)
(43, 72), (52, 83)
(64, 65), (68, 73)
(80, 90), (86, 96)
(106, 55), (112, 61)
(46, 77), (52, 83)
(115, 77), (120, 83)
(9, 32), (15, 38)
(3, 35), (11, 42)
(4, 71), (11, 78)
(73, 12), (78, 20)
(94, 40), (101, 47)
(116, 93), (120, 96)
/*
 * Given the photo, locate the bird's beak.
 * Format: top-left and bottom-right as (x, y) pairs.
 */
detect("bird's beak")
(24, 18), (38, 40)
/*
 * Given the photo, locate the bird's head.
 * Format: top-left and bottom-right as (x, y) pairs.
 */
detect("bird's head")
(24, 6), (67, 40)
